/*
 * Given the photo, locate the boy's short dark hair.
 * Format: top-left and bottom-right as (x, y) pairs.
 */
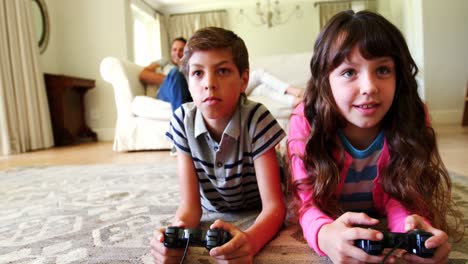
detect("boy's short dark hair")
(181, 27), (249, 77)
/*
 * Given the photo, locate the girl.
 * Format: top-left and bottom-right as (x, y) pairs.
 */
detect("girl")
(287, 10), (461, 264)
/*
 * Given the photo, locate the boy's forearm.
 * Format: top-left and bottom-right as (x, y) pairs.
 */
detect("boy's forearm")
(173, 204), (202, 228)
(244, 204), (286, 254)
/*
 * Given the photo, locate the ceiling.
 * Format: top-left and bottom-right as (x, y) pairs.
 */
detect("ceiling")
(147, 0), (226, 5)
(143, 0), (305, 13)
(144, 0), (248, 11)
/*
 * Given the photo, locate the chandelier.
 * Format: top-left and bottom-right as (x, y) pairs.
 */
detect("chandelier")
(239, 0), (302, 28)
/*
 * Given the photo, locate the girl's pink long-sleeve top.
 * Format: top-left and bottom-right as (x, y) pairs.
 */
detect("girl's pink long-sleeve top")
(287, 104), (415, 256)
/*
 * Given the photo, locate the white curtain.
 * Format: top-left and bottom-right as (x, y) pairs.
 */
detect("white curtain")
(319, 2), (351, 28)
(159, 10), (170, 62)
(351, 0), (377, 12)
(317, 0), (377, 28)
(0, 0), (53, 155)
(167, 10), (228, 41)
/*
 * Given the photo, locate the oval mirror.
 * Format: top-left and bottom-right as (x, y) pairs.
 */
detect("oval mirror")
(31, 0), (50, 54)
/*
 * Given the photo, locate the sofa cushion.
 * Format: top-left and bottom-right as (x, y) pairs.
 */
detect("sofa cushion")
(250, 52), (312, 88)
(248, 95), (293, 119)
(131, 96), (172, 121)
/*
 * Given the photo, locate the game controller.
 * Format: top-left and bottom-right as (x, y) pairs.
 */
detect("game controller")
(164, 226), (232, 250)
(354, 229), (435, 258)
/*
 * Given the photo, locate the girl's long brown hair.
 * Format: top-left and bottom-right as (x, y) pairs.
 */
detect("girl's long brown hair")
(292, 10), (461, 237)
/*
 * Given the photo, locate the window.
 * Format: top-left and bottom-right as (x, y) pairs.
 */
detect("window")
(131, 2), (161, 66)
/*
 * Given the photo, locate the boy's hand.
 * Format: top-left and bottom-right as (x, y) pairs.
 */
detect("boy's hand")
(403, 214), (450, 264)
(150, 222), (186, 264)
(318, 212), (386, 264)
(208, 219), (254, 264)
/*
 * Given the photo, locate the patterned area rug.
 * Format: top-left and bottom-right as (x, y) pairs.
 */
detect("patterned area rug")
(0, 164), (467, 264)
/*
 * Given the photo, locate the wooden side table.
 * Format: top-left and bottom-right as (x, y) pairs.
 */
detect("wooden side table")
(44, 73), (98, 146)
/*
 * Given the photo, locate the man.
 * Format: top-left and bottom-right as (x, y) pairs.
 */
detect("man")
(139, 37), (186, 86)
(139, 37), (191, 111)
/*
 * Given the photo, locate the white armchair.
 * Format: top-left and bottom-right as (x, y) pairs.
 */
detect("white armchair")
(100, 57), (172, 152)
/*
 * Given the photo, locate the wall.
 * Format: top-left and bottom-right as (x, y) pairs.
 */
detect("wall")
(161, 1), (318, 57)
(379, 0), (425, 99)
(38, 0), (468, 142)
(421, 0), (468, 124)
(228, 1), (319, 57)
(376, 0), (468, 124)
(40, 0), (130, 140)
(39, 0), (59, 74)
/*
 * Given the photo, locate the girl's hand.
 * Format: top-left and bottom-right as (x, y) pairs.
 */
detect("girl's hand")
(208, 219), (254, 264)
(402, 214), (451, 264)
(318, 212), (387, 264)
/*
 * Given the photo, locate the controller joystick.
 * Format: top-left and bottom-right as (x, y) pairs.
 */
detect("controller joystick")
(354, 229), (435, 258)
(164, 226), (231, 250)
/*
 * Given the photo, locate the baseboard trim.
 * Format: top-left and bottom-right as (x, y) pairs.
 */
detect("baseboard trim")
(92, 127), (115, 141)
(429, 109), (463, 125)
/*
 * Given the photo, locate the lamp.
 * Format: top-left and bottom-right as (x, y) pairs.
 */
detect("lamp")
(239, 0), (302, 28)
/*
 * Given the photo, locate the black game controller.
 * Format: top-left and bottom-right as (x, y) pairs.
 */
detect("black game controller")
(354, 229), (435, 258)
(164, 227), (232, 250)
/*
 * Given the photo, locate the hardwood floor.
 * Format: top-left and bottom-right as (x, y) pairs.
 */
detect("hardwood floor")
(433, 125), (468, 177)
(1, 125), (467, 178)
(0, 142), (174, 170)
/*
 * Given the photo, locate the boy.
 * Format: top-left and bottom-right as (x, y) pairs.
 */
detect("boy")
(150, 27), (286, 263)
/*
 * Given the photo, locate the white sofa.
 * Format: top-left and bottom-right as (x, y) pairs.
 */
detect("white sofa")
(100, 57), (173, 152)
(249, 51), (312, 129)
(100, 52), (312, 152)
